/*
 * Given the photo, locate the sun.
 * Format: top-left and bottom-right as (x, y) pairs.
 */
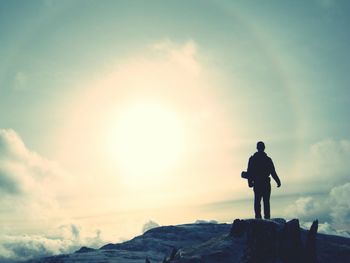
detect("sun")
(109, 101), (185, 183)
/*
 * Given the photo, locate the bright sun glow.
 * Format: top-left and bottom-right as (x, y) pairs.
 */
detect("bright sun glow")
(110, 102), (185, 182)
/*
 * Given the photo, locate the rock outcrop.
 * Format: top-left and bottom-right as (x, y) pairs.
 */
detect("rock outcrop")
(162, 218), (319, 263)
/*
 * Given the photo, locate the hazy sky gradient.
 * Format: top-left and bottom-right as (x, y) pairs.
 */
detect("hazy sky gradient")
(0, 0), (350, 260)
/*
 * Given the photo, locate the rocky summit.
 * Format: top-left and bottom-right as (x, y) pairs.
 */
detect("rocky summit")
(28, 219), (350, 263)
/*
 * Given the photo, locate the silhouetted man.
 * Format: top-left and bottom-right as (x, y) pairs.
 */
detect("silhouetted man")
(247, 141), (281, 219)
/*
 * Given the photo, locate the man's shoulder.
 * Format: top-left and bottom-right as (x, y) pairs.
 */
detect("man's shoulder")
(266, 156), (274, 166)
(249, 154), (256, 162)
(257, 152), (273, 163)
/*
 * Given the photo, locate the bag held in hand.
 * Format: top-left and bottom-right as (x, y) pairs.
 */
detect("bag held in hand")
(241, 171), (254, 188)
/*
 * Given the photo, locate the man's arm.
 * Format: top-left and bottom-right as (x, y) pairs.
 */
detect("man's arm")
(270, 159), (281, 187)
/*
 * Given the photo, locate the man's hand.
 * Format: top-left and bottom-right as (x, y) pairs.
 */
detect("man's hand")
(277, 181), (281, 188)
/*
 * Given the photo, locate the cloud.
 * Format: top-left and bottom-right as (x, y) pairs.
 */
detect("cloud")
(0, 235), (62, 260)
(0, 169), (20, 195)
(285, 196), (330, 222)
(285, 182), (350, 236)
(0, 224), (105, 261)
(329, 183), (350, 226)
(287, 139), (350, 235)
(142, 220), (160, 233)
(0, 129), (108, 261)
(300, 221), (350, 238)
(0, 129), (65, 218)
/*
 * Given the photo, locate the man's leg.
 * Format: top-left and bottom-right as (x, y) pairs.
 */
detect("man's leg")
(263, 183), (271, 219)
(254, 188), (263, 219)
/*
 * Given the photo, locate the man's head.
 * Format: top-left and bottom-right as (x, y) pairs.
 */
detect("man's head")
(257, 141), (265, 152)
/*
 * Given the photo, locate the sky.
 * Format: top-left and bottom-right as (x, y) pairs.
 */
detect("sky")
(0, 0), (350, 260)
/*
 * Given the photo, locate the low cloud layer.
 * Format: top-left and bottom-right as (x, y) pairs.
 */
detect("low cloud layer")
(286, 182), (350, 237)
(0, 224), (104, 261)
(301, 221), (350, 238)
(287, 139), (350, 234)
(329, 183), (350, 226)
(285, 196), (329, 222)
(0, 129), (106, 261)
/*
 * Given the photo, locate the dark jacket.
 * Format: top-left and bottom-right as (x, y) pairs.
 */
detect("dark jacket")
(248, 152), (281, 186)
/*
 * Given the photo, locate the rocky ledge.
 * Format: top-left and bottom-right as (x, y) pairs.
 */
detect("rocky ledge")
(160, 218), (320, 263)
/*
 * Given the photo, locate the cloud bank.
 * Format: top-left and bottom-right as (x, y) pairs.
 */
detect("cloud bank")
(286, 182), (350, 237)
(0, 129), (106, 261)
(286, 139), (350, 237)
(0, 129), (63, 218)
(0, 224), (104, 261)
